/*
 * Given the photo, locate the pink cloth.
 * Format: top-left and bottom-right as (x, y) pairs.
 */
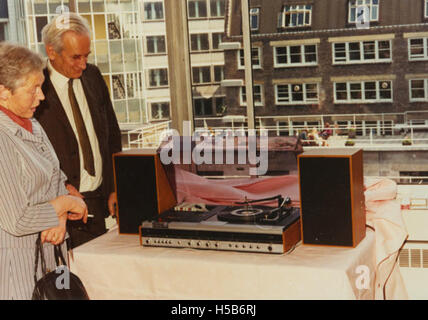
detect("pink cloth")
(175, 168), (300, 207)
(364, 178), (408, 300)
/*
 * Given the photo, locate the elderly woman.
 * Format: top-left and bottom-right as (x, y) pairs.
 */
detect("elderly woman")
(0, 42), (88, 300)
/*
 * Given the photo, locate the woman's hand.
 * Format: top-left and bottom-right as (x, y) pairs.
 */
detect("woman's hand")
(41, 213), (67, 245)
(49, 194), (88, 223)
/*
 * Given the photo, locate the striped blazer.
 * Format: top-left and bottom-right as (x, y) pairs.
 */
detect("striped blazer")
(0, 111), (68, 300)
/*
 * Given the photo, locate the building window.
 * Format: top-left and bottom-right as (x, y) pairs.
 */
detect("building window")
(333, 40), (391, 64)
(190, 33), (210, 52)
(188, 0), (208, 19)
(214, 65), (224, 83)
(334, 80), (392, 103)
(279, 5), (312, 28)
(409, 79), (428, 101)
(144, 2), (164, 20)
(250, 8), (260, 31)
(150, 102), (170, 120)
(212, 32), (223, 50)
(194, 97), (213, 116)
(192, 66), (211, 84)
(0, 23), (5, 41)
(240, 85), (264, 106)
(238, 47), (261, 69)
(409, 38), (428, 60)
(348, 0), (379, 24)
(426, 0), (428, 18)
(148, 68), (168, 88)
(146, 35), (166, 54)
(275, 83), (319, 105)
(210, 0), (225, 17)
(274, 44), (317, 67)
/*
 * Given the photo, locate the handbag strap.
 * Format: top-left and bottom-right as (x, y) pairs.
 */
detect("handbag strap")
(54, 244), (67, 266)
(33, 233), (47, 285)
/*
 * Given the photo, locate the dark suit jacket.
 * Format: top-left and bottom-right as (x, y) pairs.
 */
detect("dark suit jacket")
(34, 63), (122, 216)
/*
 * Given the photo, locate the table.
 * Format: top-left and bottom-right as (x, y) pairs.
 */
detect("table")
(69, 226), (381, 300)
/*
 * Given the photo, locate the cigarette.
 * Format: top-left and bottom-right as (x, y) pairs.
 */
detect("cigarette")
(87, 214), (94, 218)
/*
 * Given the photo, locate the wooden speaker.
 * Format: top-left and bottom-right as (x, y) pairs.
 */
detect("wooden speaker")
(113, 149), (177, 234)
(298, 148), (365, 247)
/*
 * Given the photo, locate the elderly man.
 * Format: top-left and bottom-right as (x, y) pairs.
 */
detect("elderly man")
(34, 13), (122, 249)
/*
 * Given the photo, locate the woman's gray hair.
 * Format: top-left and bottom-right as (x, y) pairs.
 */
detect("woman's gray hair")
(41, 12), (91, 53)
(0, 42), (45, 92)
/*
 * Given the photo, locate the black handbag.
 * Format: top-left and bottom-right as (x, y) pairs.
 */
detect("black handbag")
(32, 233), (90, 300)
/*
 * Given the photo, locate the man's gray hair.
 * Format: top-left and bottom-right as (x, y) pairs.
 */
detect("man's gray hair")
(41, 12), (91, 53)
(0, 42), (45, 92)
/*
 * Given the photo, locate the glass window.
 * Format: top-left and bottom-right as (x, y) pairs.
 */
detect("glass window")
(148, 68), (168, 87)
(214, 65), (224, 82)
(144, 2), (164, 20)
(426, 0), (428, 18)
(410, 79), (427, 101)
(212, 32), (223, 50)
(409, 38), (428, 60)
(192, 66), (211, 84)
(333, 40), (391, 64)
(348, 0), (379, 23)
(188, 0), (208, 19)
(190, 33), (209, 51)
(194, 98), (213, 115)
(250, 8), (260, 31)
(241, 85), (263, 106)
(334, 80), (392, 102)
(146, 35), (166, 54)
(210, 0), (225, 17)
(150, 102), (170, 120)
(239, 47), (261, 69)
(274, 44), (317, 67)
(280, 4), (312, 28)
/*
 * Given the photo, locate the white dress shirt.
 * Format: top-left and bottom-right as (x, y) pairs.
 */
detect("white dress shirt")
(48, 61), (102, 193)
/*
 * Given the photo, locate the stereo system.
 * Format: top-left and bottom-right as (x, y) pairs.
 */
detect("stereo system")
(113, 146), (366, 250)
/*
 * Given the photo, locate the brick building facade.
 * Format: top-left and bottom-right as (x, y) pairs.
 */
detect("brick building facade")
(219, 0), (428, 135)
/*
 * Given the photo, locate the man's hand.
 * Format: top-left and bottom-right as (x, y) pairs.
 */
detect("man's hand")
(107, 192), (118, 217)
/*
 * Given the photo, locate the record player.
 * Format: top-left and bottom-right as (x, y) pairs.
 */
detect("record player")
(139, 195), (301, 254)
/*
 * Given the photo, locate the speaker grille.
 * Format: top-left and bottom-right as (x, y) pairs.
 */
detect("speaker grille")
(115, 155), (158, 234)
(299, 157), (353, 246)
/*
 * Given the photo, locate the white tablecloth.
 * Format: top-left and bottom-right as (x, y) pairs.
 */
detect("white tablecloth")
(69, 227), (381, 300)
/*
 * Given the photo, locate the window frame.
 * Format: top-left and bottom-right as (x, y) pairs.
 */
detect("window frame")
(348, 0), (379, 24)
(149, 101), (171, 121)
(145, 35), (167, 55)
(190, 33), (210, 52)
(332, 39), (392, 65)
(273, 44), (318, 67)
(274, 83), (320, 105)
(188, 0), (208, 19)
(334, 80), (393, 103)
(209, 0), (226, 18)
(147, 68), (169, 88)
(250, 7), (260, 31)
(408, 37), (428, 61)
(238, 47), (262, 69)
(409, 79), (428, 102)
(143, 1), (164, 21)
(240, 84), (264, 107)
(425, 0), (428, 18)
(279, 4), (312, 29)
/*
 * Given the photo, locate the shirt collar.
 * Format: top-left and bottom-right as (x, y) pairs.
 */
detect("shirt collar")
(48, 60), (70, 90)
